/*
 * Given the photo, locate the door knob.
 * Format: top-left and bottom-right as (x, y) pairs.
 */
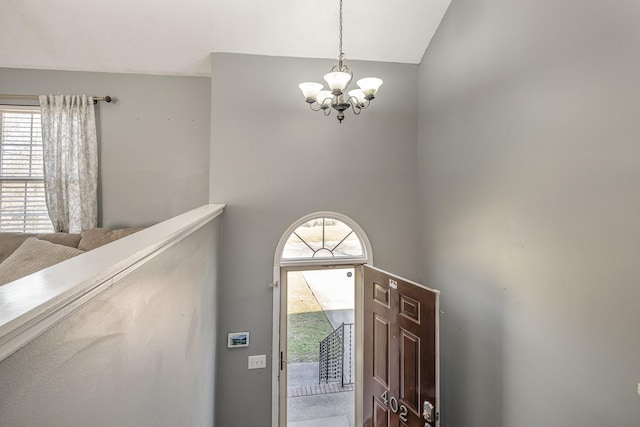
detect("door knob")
(423, 400), (435, 422)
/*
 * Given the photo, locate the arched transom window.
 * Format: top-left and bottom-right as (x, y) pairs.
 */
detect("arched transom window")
(282, 216), (365, 261)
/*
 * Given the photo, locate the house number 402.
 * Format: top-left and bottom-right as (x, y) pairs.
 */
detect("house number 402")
(381, 391), (409, 422)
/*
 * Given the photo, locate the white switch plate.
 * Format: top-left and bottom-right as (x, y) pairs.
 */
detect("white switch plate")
(637, 383), (640, 396)
(248, 354), (267, 370)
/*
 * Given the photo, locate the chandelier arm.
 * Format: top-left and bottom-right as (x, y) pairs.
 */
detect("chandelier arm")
(309, 99), (334, 112)
(330, 64), (353, 76)
(347, 96), (372, 112)
(323, 107), (332, 116)
(349, 101), (362, 115)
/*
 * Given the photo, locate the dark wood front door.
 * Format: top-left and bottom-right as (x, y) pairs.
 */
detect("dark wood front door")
(363, 265), (439, 427)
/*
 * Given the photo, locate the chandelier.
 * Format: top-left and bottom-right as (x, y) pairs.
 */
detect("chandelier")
(298, 0), (383, 123)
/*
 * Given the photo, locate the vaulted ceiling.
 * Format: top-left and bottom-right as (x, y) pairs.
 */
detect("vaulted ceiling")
(0, 0), (451, 77)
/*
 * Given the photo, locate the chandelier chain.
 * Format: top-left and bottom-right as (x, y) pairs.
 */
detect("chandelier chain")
(338, 0), (344, 59)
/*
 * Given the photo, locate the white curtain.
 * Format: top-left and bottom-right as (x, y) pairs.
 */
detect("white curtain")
(39, 95), (98, 233)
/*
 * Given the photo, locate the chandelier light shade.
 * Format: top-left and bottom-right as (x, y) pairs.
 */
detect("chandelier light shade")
(324, 72), (352, 94)
(298, 0), (383, 123)
(298, 82), (324, 101)
(357, 77), (383, 97)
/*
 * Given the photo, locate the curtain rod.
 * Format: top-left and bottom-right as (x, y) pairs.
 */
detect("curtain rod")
(0, 94), (112, 104)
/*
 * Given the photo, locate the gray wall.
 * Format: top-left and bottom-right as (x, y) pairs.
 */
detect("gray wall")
(0, 218), (221, 426)
(419, 0), (640, 425)
(0, 68), (210, 228)
(210, 53), (420, 425)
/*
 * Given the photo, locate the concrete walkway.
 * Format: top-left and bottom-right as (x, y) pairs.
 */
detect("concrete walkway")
(287, 361), (353, 426)
(288, 392), (354, 427)
(288, 415), (350, 427)
(303, 268), (354, 329)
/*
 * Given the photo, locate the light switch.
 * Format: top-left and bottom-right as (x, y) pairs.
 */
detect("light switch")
(248, 354), (267, 370)
(637, 383), (640, 396)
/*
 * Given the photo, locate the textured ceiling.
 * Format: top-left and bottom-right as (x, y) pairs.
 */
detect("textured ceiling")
(0, 0), (451, 77)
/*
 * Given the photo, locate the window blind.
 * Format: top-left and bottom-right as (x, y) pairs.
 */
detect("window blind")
(0, 107), (53, 233)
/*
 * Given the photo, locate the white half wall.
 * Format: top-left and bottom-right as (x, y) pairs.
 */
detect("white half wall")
(0, 215), (222, 426)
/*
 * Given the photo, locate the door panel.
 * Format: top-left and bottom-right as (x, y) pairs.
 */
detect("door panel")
(374, 398), (390, 427)
(400, 330), (419, 412)
(363, 265), (439, 427)
(373, 314), (390, 387)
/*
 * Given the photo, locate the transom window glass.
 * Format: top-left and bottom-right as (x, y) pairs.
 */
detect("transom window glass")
(0, 106), (53, 233)
(282, 217), (364, 260)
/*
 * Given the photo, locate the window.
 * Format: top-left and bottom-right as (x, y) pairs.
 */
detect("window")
(282, 216), (365, 260)
(0, 106), (53, 233)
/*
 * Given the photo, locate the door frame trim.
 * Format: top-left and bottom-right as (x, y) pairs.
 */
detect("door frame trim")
(272, 263), (366, 427)
(272, 212), (374, 427)
(276, 265), (363, 427)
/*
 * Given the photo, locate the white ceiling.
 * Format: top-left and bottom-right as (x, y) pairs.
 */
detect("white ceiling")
(0, 0), (451, 77)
